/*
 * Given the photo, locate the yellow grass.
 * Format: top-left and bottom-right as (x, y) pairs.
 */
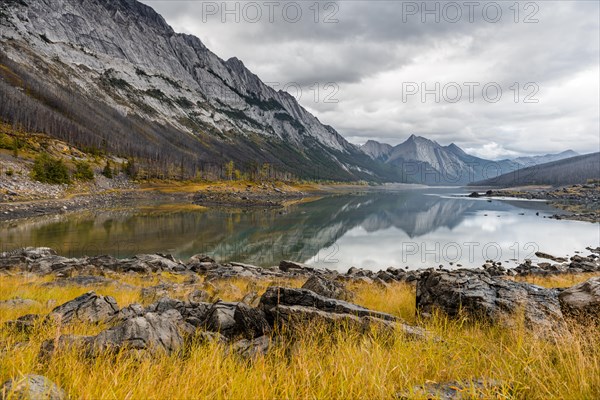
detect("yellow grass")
(1, 273), (598, 399)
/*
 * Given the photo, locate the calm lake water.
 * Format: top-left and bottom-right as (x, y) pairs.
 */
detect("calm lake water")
(1, 188), (599, 271)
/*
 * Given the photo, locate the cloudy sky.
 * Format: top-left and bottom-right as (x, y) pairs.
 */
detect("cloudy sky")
(141, 1), (599, 159)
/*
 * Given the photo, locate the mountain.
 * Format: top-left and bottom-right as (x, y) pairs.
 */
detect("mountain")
(0, 0), (394, 181)
(511, 150), (579, 167)
(360, 140), (393, 161)
(471, 152), (600, 187)
(360, 135), (519, 185)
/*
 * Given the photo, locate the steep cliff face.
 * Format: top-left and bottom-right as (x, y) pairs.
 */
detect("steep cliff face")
(0, 0), (389, 181)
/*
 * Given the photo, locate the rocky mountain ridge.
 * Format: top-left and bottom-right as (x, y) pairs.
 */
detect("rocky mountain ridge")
(0, 0), (391, 181)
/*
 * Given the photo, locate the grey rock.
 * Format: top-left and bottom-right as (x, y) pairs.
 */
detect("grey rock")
(44, 275), (114, 287)
(48, 291), (119, 324)
(5, 314), (41, 333)
(240, 291), (259, 306)
(279, 260), (329, 275)
(0, 297), (40, 308)
(39, 335), (95, 360)
(188, 289), (211, 303)
(0, 374), (66, 400)
(203, 301), (238, 337)
(233, 302), (271, 339)
(145, 297), (211, 327)
(302, 275), (351, 300)
(140, 284), (172, 302)
(416, 270), (565, 331)
(228, 336), (271, 361)
(260, 287), (396, 322)
(93, 310), (187, 355)
(398, 379), (505, 400)
(559, 277), (600, 323)
(107, 303), (145, 324)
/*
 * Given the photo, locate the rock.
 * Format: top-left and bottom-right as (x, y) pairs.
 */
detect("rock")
(559, 277), (600, 323)
(416, 270), (564, 331)
(301, 275), (351, 300)
(279, 260), (328, 275)
(188, 289), (211, 303)
(93, 310), (188, 355)
(44, 275), (114, 287)
(0, 374), (66, 400)
(535, 252), (567, 263)
(39, 335), (95, 360)
(203, 301), (238, 337)
(5, 314), (41, 333)
(145, 297), (211, 327)
(195, 331), (228, 345)
(140, 284), (172, 302)
(188, 254), (215, 264)
(240, 291), (259, 306)
(0, 297), (40, 308)
(468, 191), (481, 198)
(233, 303), (271, 339)
(260, 287), (396, 322)
(48, 291), (119, 324)
(228, 336), (271, 360)
(398, 379), (505, 400)
(107, 303), (145, 324)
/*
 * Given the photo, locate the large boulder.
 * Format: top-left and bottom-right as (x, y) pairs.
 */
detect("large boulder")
(559, 277), (600, 323)
(48, 291), (118, 324)
(203, 301), (238, 338)
(93, 310), (188, 355)
(40, 310), (190, 358)
(260, 287), (396, 321)
(416, 270), (564, 331)
(259, 287), (428, 339)
(0, 374), (66, 400)
(270, 304), (427, 339)
(301, 276), (352, 300)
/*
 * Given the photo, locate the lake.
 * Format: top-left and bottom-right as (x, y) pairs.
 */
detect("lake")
(1, 188), (598, 271)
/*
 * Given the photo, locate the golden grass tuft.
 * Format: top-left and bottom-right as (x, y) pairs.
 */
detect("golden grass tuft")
(1, 273), (599, 399)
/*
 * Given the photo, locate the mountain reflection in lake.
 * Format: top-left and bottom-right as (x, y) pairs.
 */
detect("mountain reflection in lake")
(1, 189), (598, 271)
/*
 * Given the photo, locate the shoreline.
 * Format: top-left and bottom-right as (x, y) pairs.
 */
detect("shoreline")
(468, 183), (600, 223)
(2, 246), (599, 281)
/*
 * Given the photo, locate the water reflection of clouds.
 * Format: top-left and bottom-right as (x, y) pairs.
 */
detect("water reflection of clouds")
(2, 189), (598, 270)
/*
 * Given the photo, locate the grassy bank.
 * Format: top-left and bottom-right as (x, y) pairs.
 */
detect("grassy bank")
(1, 273), (599, 399)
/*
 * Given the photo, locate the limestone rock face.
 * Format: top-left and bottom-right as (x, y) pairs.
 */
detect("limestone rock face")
(416, 270), (565, 331)
(559, 277), (600, 323)
(0, 0), (381, 181)
(48, 291), (119, 324)
(93, 310), (187, 355)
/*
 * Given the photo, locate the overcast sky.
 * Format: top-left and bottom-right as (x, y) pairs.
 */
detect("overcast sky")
(141, 1), (599, 159)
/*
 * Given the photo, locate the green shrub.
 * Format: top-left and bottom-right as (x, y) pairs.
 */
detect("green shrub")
(5, 168), (14, 177)
(102, 160), (113, 179)
(73, 160), (94, 181)
(31, 153), (70, 184)
(123, 159), (137, 179)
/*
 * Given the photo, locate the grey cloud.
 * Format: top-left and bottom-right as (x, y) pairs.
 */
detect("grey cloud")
(140, 0), (599, 157)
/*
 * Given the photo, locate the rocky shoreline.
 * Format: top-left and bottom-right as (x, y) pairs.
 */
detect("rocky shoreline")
(192, 183), (308, 208)
(469, 183), (600, 223)
(1, 247), (599, 399)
